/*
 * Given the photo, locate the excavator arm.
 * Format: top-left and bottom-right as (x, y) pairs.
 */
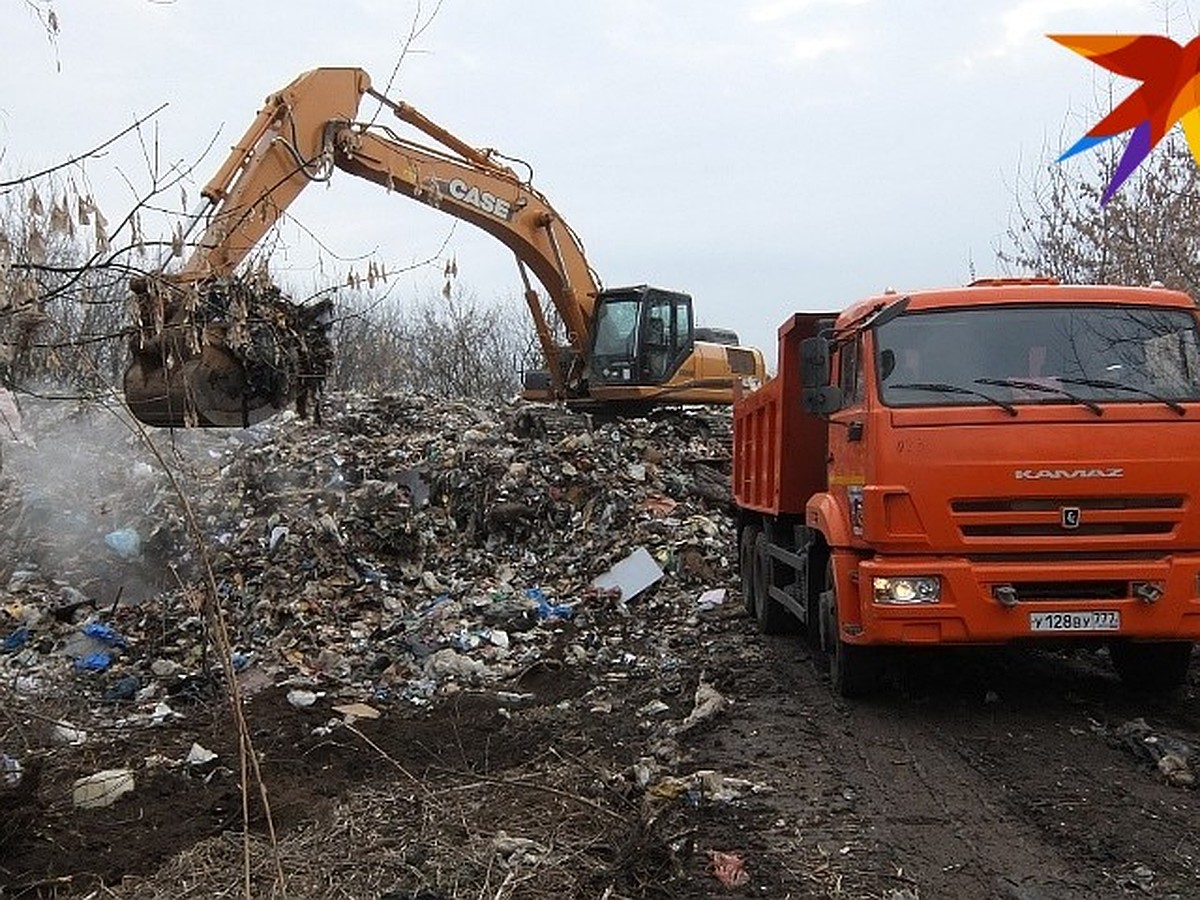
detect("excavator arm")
(124, 67), (764, 427)
(330, 114), (598, 388)
(126, 67), (600, 427)
(193, 68), (595, 377)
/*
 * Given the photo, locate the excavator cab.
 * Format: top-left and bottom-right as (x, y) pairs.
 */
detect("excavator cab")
(589, 286), (694, 387)
(583, 284), (765, 408)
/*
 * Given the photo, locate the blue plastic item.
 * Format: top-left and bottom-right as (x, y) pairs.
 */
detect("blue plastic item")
(82, 622), (126, 647)
(3, 627), (30, 652)
(526, 587), (574, 621)
(74, 652), (112, 672)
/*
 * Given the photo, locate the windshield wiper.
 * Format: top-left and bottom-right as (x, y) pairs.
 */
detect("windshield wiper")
(1056, 376), (1186, 415)
(888, 381), (1017, 416)
(975, 377), (1103, 416)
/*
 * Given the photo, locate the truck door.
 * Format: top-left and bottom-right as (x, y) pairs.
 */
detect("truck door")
(829, 334), (868, 541)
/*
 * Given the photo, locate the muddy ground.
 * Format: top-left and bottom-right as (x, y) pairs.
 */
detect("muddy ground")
(4, 598), (1198, 899)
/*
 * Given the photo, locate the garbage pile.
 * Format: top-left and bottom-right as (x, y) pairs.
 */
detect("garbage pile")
(0, 390), (738, 739)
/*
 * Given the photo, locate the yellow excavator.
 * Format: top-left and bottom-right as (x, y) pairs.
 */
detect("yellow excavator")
(123, 67), (765, 427)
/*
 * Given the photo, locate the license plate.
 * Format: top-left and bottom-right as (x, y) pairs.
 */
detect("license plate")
(1029, 610), (1120, 632)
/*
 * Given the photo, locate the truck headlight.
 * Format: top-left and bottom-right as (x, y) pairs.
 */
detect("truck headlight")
(873, 576), (940, 604)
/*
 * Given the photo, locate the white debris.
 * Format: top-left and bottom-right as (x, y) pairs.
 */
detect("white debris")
(675, 680), (729, 733)
(286, 688), (321, 709)
(73, 768), (135, 808)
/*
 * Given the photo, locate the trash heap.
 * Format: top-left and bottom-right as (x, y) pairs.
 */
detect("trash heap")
(0, 391), (738, 719)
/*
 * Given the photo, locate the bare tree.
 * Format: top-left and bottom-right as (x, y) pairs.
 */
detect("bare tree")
(0, 179), (126, 391)
(331, 284), (539, 401)
(16, 0), (60, 71)
(1001, 128), (1200, 296)
(0, 109), (186, 399)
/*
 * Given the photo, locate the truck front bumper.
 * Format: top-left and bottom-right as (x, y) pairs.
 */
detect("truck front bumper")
(852, 555), (1200, 645)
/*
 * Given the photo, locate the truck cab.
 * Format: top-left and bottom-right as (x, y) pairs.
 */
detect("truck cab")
(735, 280), (1200, 696)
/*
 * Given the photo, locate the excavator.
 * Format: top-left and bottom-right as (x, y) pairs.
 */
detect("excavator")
(123, 67), (765, 427)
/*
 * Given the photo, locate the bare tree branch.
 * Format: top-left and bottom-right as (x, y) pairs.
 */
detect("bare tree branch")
(0, 104), (167, 191)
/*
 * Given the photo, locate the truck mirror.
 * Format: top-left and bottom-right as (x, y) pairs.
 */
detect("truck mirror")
(801, 336), (831, 387)
(800, 336), (843, 415)
(802, 384), (844, 415)
(880, 349), (896, 381)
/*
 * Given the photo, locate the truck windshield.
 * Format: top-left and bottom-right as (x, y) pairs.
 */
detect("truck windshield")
(875, 304), (1200, 408)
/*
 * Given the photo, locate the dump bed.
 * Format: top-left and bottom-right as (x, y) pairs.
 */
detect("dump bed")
(732, 312), (831, 516)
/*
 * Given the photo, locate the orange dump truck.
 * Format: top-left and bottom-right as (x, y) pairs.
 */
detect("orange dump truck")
(734, 279), (1200, 696)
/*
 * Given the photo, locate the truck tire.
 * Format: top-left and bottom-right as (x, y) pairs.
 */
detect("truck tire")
(825, 560), (879, 698)
(1110, 640), (1193, 693)
(753, 532), (792, 635)
(739, 525), (760, 616)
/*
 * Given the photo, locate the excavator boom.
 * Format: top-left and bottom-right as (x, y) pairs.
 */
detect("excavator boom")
(124, 67), (763, 427)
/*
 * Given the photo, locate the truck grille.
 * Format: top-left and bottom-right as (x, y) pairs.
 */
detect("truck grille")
(1000, 580), (1127, 602)
(950, 495), (1184, 539)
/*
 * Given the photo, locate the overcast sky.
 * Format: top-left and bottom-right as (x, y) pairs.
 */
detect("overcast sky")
(0, 0), (1194, 364)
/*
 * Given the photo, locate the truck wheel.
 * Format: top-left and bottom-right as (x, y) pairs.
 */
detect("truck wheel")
(825, 560), (879, 698)
(739, 525), (760, 616)
(1110, 640), (1193, 693)
(753, 532), (791, 635)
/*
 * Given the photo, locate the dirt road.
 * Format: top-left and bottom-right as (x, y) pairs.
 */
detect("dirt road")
(693, 612), (1200, 899)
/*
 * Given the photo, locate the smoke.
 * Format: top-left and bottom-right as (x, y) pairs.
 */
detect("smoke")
(0, 389), (232, 609)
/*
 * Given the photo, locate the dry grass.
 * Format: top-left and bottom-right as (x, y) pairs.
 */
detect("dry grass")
(114, 745), (684, 900)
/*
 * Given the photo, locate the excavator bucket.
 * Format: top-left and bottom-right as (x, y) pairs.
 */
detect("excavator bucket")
(123, 276), (332, 428)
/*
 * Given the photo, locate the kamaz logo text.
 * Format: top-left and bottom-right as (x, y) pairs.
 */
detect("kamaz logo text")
(445, 178), (512, 220)
(1014, 468), (1124, 480)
